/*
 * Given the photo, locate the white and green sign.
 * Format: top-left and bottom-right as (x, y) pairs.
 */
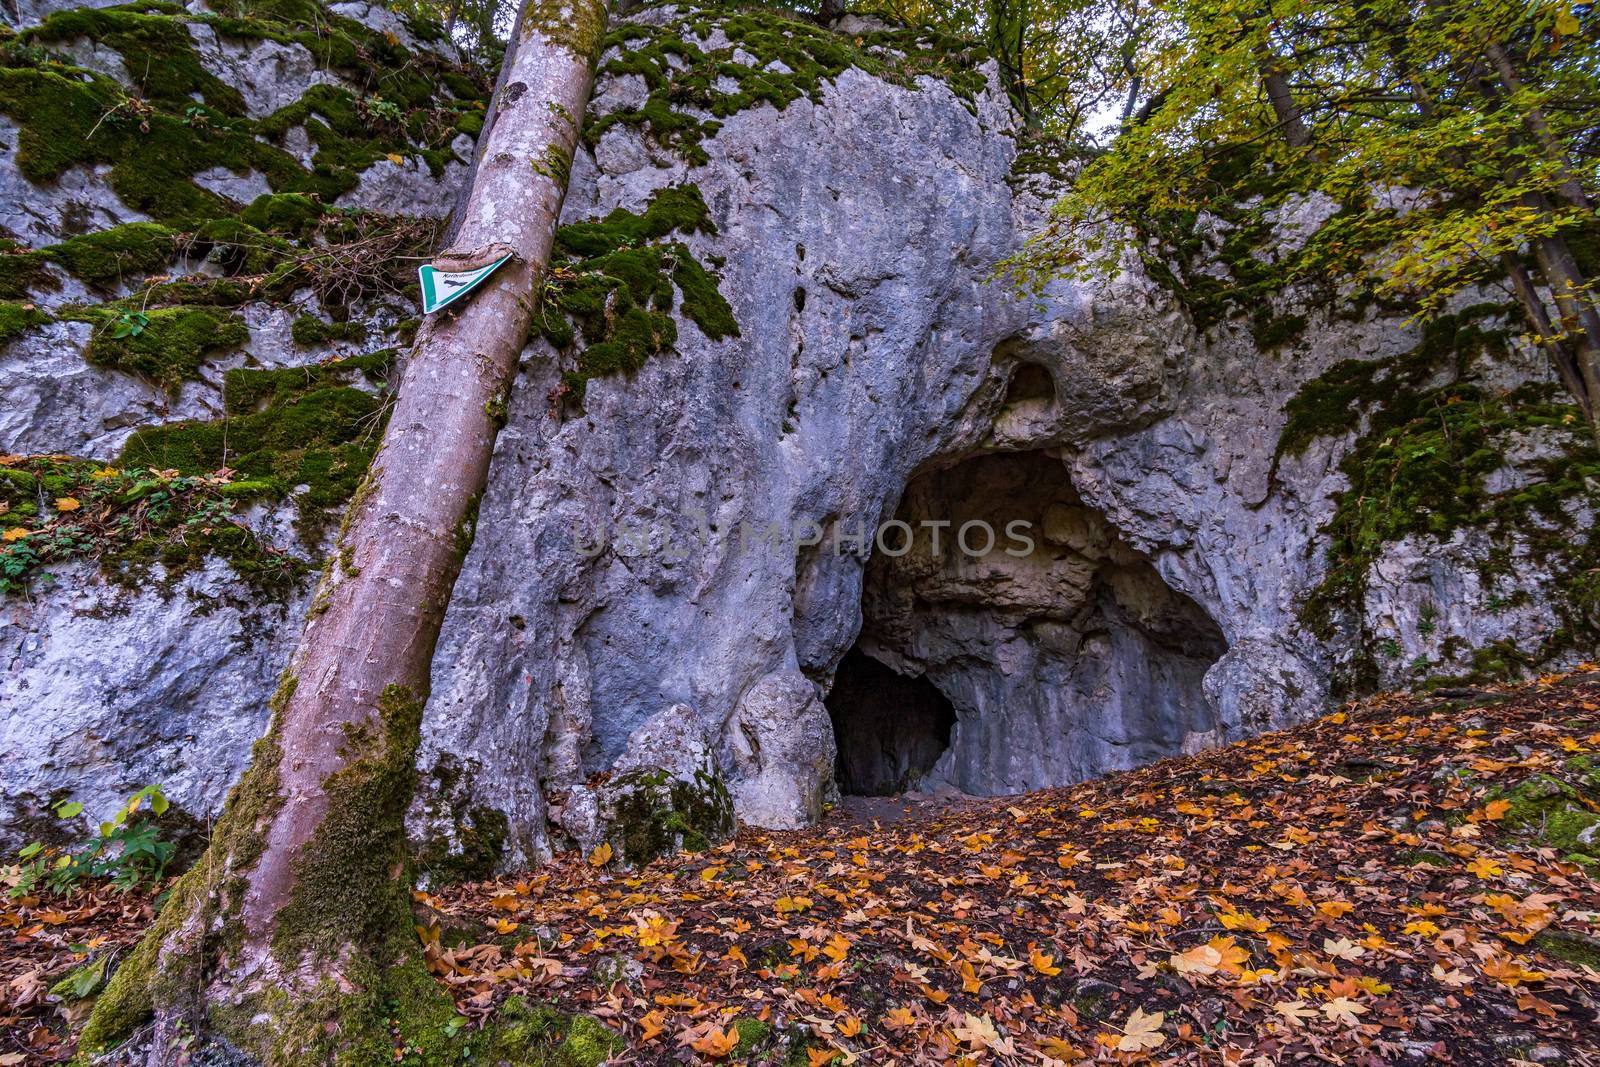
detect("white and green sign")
(418, 253), (513, 314)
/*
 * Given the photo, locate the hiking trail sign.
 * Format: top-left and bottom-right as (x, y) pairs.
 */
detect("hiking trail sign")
(418, 253), (513, 314)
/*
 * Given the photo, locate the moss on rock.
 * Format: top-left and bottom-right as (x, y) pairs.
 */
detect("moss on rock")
(586, 5), (987, 166)
(291, 313), (368, 345)
(118, 351), (393, 539)
(0, 1), (488, 230)
(0, 300), (48, 344)
(605, 767), (735, 868)
(1285, 304), (1600, 694)
(1534, 927), (1600, 969)
(0, 456), (305, 596)
(1493, 774), (1600, 862)
(540, 184), (737, 400)
(72, 305), (249, 387)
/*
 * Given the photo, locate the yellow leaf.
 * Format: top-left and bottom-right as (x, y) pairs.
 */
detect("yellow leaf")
(1030, 947), (1063, 976)
(806, 1048), (838, 1067)
(1482, 798), (1512, 821)
(1316, 900), (1354, 919)
(1466, 855), (1503, 878)
(1208, 935), (1250, 974)
(1557, 11), (1581, 35)
(883, 1006), (917, 1029)
(638, 1010), (667, 1042)
(54, 497), (80, 511)
(2, 527), (27, 542)
(1219, 909), (1269, 933)
(386, 152), (405, 164)
(588, 841), (613, 866)
(1115, 1007), (1165, 1052)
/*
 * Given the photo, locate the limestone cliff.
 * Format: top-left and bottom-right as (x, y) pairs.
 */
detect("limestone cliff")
(2, 0), (1595, 872)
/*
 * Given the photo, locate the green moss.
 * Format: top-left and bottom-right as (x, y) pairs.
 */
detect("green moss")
(42, 222), (179, 287)
(72, 305), (249, 387)
(606, 768), (735, 867)
(1494, 774), (1600, 860)
(0, 300), (48, 344)
(541, 184), (737, 401)
(492, 996), (566, 1058)
(239, 192), (326, 237)
(1534, 928), (1600, 968)
(734, 1016), (773, 1052)
(0, 245), (56, 300)
(270, 684), (423, 963)
(487, 997), (623, 1066)
(23, 5), (246, 112)
(118, 352), (392, 540)
(1287, 305), (1600, 694)
(414, 755), (509, 885)
(291, 314), (368, 345)
(0, 1), (489, 228)
(560, 1015), (624, 1067)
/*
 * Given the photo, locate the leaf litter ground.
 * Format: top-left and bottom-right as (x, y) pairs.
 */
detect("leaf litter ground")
(6, 669), (1600, 1065)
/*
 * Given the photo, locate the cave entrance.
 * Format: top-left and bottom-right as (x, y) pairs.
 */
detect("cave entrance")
(829, 449), (1227, 797)
(825, 646), (957, 795)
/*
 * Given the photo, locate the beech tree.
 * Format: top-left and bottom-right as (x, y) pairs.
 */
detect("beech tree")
(78, 0), (613, 1061)
(1018, 0), (1600, 439)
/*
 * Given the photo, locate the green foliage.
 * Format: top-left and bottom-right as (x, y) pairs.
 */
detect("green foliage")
(1017, 0), (1600, 344)
(8, 786), (177, 897)
(866, 0), (1140, 133)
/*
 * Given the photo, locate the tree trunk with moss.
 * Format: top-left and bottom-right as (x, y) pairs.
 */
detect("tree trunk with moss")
(79, 1), (612, 1062)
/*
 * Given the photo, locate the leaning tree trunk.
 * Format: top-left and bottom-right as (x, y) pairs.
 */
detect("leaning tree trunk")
(79, 1), (612, 1062)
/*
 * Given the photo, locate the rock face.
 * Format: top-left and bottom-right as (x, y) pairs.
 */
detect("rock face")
(1, 1), (1595, 865)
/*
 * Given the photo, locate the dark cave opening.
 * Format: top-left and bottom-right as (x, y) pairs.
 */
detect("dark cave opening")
(1003, 361), (1056, 405)
(823, 449), (1227, 797)
(825, 646), (957, 795)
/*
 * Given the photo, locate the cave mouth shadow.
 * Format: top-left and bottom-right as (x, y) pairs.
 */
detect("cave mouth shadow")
(821, 447), (1228, 799)
(825, 646), (956, 796)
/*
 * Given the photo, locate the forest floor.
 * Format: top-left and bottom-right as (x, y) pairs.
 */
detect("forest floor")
(5, 669), (1600, 1065)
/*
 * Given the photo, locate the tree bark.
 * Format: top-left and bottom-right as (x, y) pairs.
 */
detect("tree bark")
(1258, 63), (1312, 148)
(79, 1), (612, 1062)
